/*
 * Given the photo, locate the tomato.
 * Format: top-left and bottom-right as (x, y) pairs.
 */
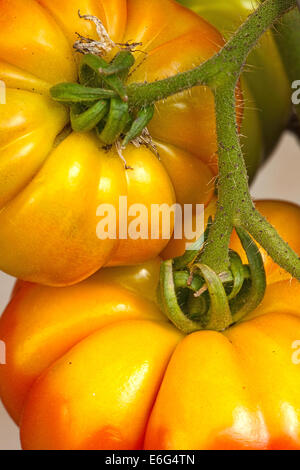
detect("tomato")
(1, 200), (300, 450)
(177, 0), (292, 166)
(0, 0), (240, 287)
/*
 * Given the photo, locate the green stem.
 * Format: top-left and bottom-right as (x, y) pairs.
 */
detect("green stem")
(127, 0), (296, 109)
(200, 84), (252, 273)
(200, 55), (300, 281)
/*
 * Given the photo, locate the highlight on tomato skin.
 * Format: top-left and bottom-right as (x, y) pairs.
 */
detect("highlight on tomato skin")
(1, 200), (300, 450)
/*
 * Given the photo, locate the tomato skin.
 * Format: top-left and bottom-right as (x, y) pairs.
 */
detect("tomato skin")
(145, 309), (300, 450)
(0, 259), (164, 424)
(20, 320), (183, 451)
(0, 0), (229, 286)
(1, 201), (300, 450)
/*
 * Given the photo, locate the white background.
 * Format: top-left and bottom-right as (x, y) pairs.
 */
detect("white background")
(0, 132), (299, 450)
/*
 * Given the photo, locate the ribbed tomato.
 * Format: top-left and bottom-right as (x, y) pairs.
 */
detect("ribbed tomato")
(0, 0), (236, 286)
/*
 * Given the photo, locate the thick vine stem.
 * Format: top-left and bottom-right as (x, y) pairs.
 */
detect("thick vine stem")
(127, 0), (297, 109)
(199, 83), (300, 280)
(200, 84), (252, 273)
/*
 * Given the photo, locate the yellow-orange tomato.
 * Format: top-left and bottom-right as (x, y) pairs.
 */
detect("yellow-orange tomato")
(0, 0), (233, 287)
(1, 200), (300, 450)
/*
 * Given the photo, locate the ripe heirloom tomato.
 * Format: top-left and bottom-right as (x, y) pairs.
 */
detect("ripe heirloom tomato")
(0, 0), (239, 287)
(1, 200), (300, 450)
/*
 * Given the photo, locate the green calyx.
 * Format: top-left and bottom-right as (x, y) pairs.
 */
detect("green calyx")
(50, 51), (154, 151)
(158, 223), (266, 334)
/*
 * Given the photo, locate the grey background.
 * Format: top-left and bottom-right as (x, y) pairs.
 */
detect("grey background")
(0, 132), (299, 450)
